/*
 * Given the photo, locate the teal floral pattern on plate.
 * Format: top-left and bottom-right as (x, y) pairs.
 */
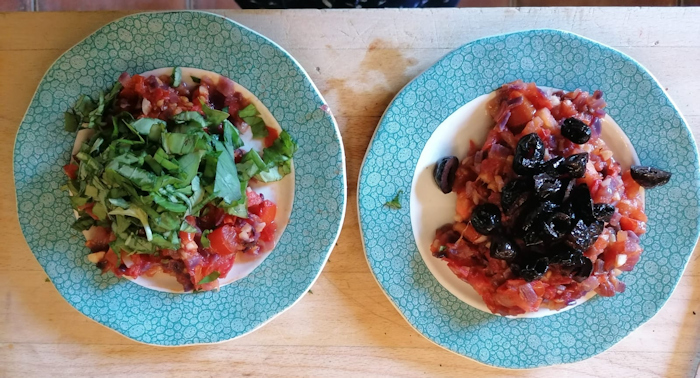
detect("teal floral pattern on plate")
(357, 29), (699, 368)
(14, 11), (346, 346)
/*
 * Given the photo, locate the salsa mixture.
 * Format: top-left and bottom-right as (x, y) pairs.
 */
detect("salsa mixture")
(63, 68), (296, 292)
(430, 80), (671, 315)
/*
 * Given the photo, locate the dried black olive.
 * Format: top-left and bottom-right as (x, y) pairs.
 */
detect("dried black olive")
(516, 201), (555, 237)
(566, 219), (595, 252)
(630, 166), (672, 188)
(559, 153), (589, 178)
(593, 203), (615, 222)
(566, 219), (603, 252)
(561, 117), (591, 144)
(544, 156), (565, 176)
(490, 236), (519, 261)
(471, 203), (502, 235)
(433, 156), (459, 194)
(589, 220), (605, 239)
(533, 173), (562, 200)
(524, 230), (545, 247)
(501, 177), (532, 214)
(572, 256), (594, 282)
(558, 179), (576, 204)
(542, 212), (572, 242)
(570, 184), (595, 224)
(515, 257), (550, 282)
(513, 133), (546, 175)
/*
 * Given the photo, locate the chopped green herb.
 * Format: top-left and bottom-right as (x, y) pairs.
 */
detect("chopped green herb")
(385, 190), (403, 210)
(171, 67), (182, 87)
(200, 99), (230, 126)
(45, 277), (50, 282)
(198, 271), (220, 284)
(200, 230), (211, 248)
(190, 76), (201, 83)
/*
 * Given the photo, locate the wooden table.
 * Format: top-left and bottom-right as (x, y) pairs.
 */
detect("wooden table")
(1, 8), (699, 377)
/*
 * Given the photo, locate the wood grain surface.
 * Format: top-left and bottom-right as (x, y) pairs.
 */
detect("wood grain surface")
(1, 8), (699, 378)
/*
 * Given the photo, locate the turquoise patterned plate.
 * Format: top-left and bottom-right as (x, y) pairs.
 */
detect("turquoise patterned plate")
(358, 29), (700, 368)
(14, 11), (346, 345)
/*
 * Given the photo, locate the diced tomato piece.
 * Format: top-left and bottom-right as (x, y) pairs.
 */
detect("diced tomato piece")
(208, 225), (238, 256)
(250, 200), (277, 224)
(260, 222), (276, 242)
(507, 97), (536, 129)
(264, 127), (280, 148)
(78, 202), (99, 221)
(463, 223), (482, 242)
(125, 254), (161, 278)
(619, 217), (646, 234)
(222, 214), (237, 225)
(522, 82), (553, 109)
(63, 163), (79, 180)
(247, 189), (264, 207)
(85, 226), (115, 253)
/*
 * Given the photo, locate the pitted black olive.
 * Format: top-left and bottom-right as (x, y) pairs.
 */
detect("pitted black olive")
(630, 166), (672, 188)
(501, 177), (532, 214)
(516, 200), (556, 237)
(433, 156), (459, 194)
(544, 156), (565, 176)
(542, 212), (572, 242)
(533, 173), (562, 200)
(570, 184), (595, 223)
(566, 220), (594, 252)
(490, 236), (519, 261)
(572, 256), (594, 282)
(558, 179), (576, 204)
(514, 257), (549, 282)
(471, 203), (502, 235)
(559, 153), (589, 178)
(566, 219), (603, 252)
(589, 220), (604, 238)
(561, 117), (591, 144)
(513, 133), (546, 175)
(593, 203), (615, 222)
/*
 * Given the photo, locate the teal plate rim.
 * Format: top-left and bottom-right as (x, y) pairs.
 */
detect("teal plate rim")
(357, 29), (700, 368)
(13, 11), (347, 346)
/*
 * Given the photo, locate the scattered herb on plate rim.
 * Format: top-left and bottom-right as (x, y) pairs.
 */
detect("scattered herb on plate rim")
(385, 190), (403, 209)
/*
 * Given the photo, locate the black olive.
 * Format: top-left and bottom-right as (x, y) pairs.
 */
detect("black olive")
(501, 177), (532, 213)
(524, 229), (545, 247)
(572, 256), (594, 282)
(565, 219), (603, 252)
(471, 203), (501, 235)
(570, 184), (595, 223)
(433, 156), (459, 194)
(514, 257), (549, 282)
(490, 236), (519, 261)
(516, 201), (555, 237)
(558, 179), (576, 204)
(589, 220), (605, 239)
(544, 156), (565, 176)
(630, 166), (672, 188)
(593, 203), (615, 222)
(542, 212), (572, 242)
(566, 219), (594, 252)
(561, 117), (591, 144)
(533, 173), (562, 200)
(513, 133), (546, 175)
(559, 153), (589, 178)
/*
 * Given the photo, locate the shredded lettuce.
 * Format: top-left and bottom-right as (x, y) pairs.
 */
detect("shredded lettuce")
(63, 75), (298, 261)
